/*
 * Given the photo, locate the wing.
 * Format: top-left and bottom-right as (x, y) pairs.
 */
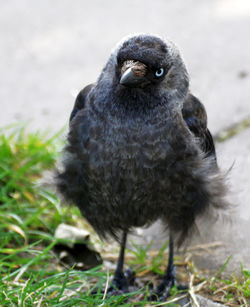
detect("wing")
(182, 94), (217, 163)
(56, 85), (94, 216)
(69, 84), (94, 122)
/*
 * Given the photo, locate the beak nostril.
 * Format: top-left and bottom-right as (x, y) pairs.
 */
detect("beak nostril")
(121, 61), (147, 75)
(131, 66), (146, 77)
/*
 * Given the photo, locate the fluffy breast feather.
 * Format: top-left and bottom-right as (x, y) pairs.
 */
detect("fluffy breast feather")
(57, 101), (227, 244)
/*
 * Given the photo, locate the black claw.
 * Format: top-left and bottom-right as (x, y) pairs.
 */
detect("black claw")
(124, 268), (135, 284)
(149, 279), (188, 302)
(110, 272), (129, 292)
(148, 264), (187, 302)
(148, 279), (173, 302)
(107, 268), (135, 296)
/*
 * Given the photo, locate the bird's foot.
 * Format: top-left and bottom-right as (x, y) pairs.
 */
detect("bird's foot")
(148, 266), (187, 301)
(107, 268), (135, 295)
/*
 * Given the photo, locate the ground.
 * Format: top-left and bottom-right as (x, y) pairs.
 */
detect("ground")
(1, 0), (250, 284)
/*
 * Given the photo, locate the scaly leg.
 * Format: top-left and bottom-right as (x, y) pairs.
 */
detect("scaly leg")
(150, 233), (186, 301)
(109, 231), (135, 294)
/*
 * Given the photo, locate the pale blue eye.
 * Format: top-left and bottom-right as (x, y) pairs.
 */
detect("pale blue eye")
(155, 68), (164, 78)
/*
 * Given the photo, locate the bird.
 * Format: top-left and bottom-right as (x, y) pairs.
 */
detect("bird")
(56, 34), (228, 301)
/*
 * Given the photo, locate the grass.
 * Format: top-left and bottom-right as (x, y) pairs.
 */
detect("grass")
(0, 124), (249, 306)
(214, 116), (250, 142)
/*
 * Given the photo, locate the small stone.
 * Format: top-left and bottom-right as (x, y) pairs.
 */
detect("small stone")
(54, 223), (102, 270)
(196, 294), (227, 306)
(172, 294), (227, 307)
(55, 223), (90, 243)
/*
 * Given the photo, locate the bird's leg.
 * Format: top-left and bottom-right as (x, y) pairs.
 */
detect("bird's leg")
(111, 231), (128, 290)
(150, 233), (186, 301)
(109, 231), (135, 293)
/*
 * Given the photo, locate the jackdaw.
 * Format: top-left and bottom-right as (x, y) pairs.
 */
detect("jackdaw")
(56, 34), (227, 300)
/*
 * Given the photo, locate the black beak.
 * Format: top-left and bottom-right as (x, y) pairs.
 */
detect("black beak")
(120, 67), (144, 86)
(120, 61), (149, 87)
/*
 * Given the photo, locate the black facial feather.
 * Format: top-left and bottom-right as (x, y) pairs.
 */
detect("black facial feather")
(117, 35), (168, 68)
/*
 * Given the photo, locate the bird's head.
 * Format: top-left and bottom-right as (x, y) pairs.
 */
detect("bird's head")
(117, 35), (189, 94)
(96, 34), (189, 110)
